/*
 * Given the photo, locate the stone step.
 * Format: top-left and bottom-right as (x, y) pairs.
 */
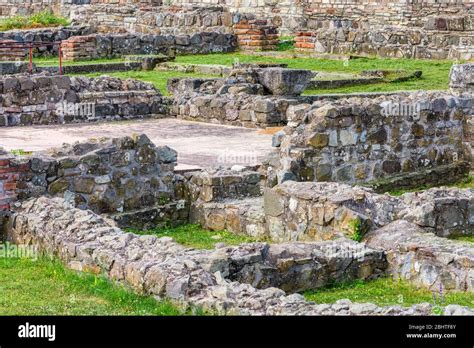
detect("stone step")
(110, 201), (189, 230)
(186, 167), (263, 203)
(365, 220), (474, 292)
(190, 196), (267, 238)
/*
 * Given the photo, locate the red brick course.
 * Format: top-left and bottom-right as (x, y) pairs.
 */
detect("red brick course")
(234, 20), (279, 51)
(295, 31), (318, 51)
(0, 156), (30, 212)
(0, 40), (27, 61)
(61, 35), (98, 61)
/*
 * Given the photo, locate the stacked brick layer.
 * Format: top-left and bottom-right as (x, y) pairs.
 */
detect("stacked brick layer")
(61, 35), (98, 61)
(0, 40), (26, 61)
(0, 157), (29, 211)
(294, 31), (317, 50)
(234, 20), (278, 51)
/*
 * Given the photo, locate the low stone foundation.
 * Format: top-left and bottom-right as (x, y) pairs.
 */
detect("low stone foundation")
(264, 181), (474, 242)
(0, 26), (93, 56)
(0, 135), (187, 230)
(60, 32), (237, 59)
(294, 26), (474, 60)
(266, 91), (473, 189)
(175, 91), (295, 128)
(0, 74), (170, 127)
(191, 197), (267, 238)
(187, 168), (267, 236)
(0, 62), (34, 75)
(6, 196), (473, 314)
(66, 4), (233, 35)
(187, 168), (262, 203)
(366, 220), (474, 292)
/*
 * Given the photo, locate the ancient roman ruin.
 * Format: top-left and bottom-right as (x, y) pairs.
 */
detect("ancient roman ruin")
(0, 0), (474, 316)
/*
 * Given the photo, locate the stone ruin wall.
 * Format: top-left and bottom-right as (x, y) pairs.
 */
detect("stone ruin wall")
(0, 26), (93, 57)
(185, 163), (474, 293)
(169, 0), (472, 31)
(65, 4), (235, 35)
(265, 91), (473, 189)
(301, 0), (471, 27)
(3, 147), (474, 296)
(3, 195), (396, 314)
(59, 32), (237, 58)
(263, 181), (474, 292)
(0, 0), (60, 17)
(0, 0), (161, 17)
(170, 66), (315, 128)
(1, 127), (474, 296)
(0, 134), (188, 231)
(0, 0), (472, 59)
(451, 63), (474, 171)
(0, 74), (170, 127)
(5, 194), (474, 312)
(0, 27), (236, 58)
(2, 0), (472, 31)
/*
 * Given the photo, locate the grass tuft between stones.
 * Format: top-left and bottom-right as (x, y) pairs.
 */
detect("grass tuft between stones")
(304, 277), (474, 309)
(127, 224), (262, 249)
(0, 257), (204, 316)
(450, 235), (474, 244)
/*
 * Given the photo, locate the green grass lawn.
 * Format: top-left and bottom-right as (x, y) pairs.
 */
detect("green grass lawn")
(0, 257), (195, 315)
(450, 235), (474, 243)
(0, 10), (69, 31)
(32, 56), (217, 95)
(32, 53), (456, 94)
(175, 53), (454, 93)
(304, 278), (474, 309)
(127, 224), (261, 249)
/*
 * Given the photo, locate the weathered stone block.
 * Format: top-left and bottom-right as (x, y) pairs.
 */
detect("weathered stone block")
(257, 68), (315, 96)
(366, 220), (474, 292)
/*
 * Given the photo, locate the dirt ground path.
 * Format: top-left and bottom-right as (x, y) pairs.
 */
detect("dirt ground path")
(0, 118), (275, 170)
